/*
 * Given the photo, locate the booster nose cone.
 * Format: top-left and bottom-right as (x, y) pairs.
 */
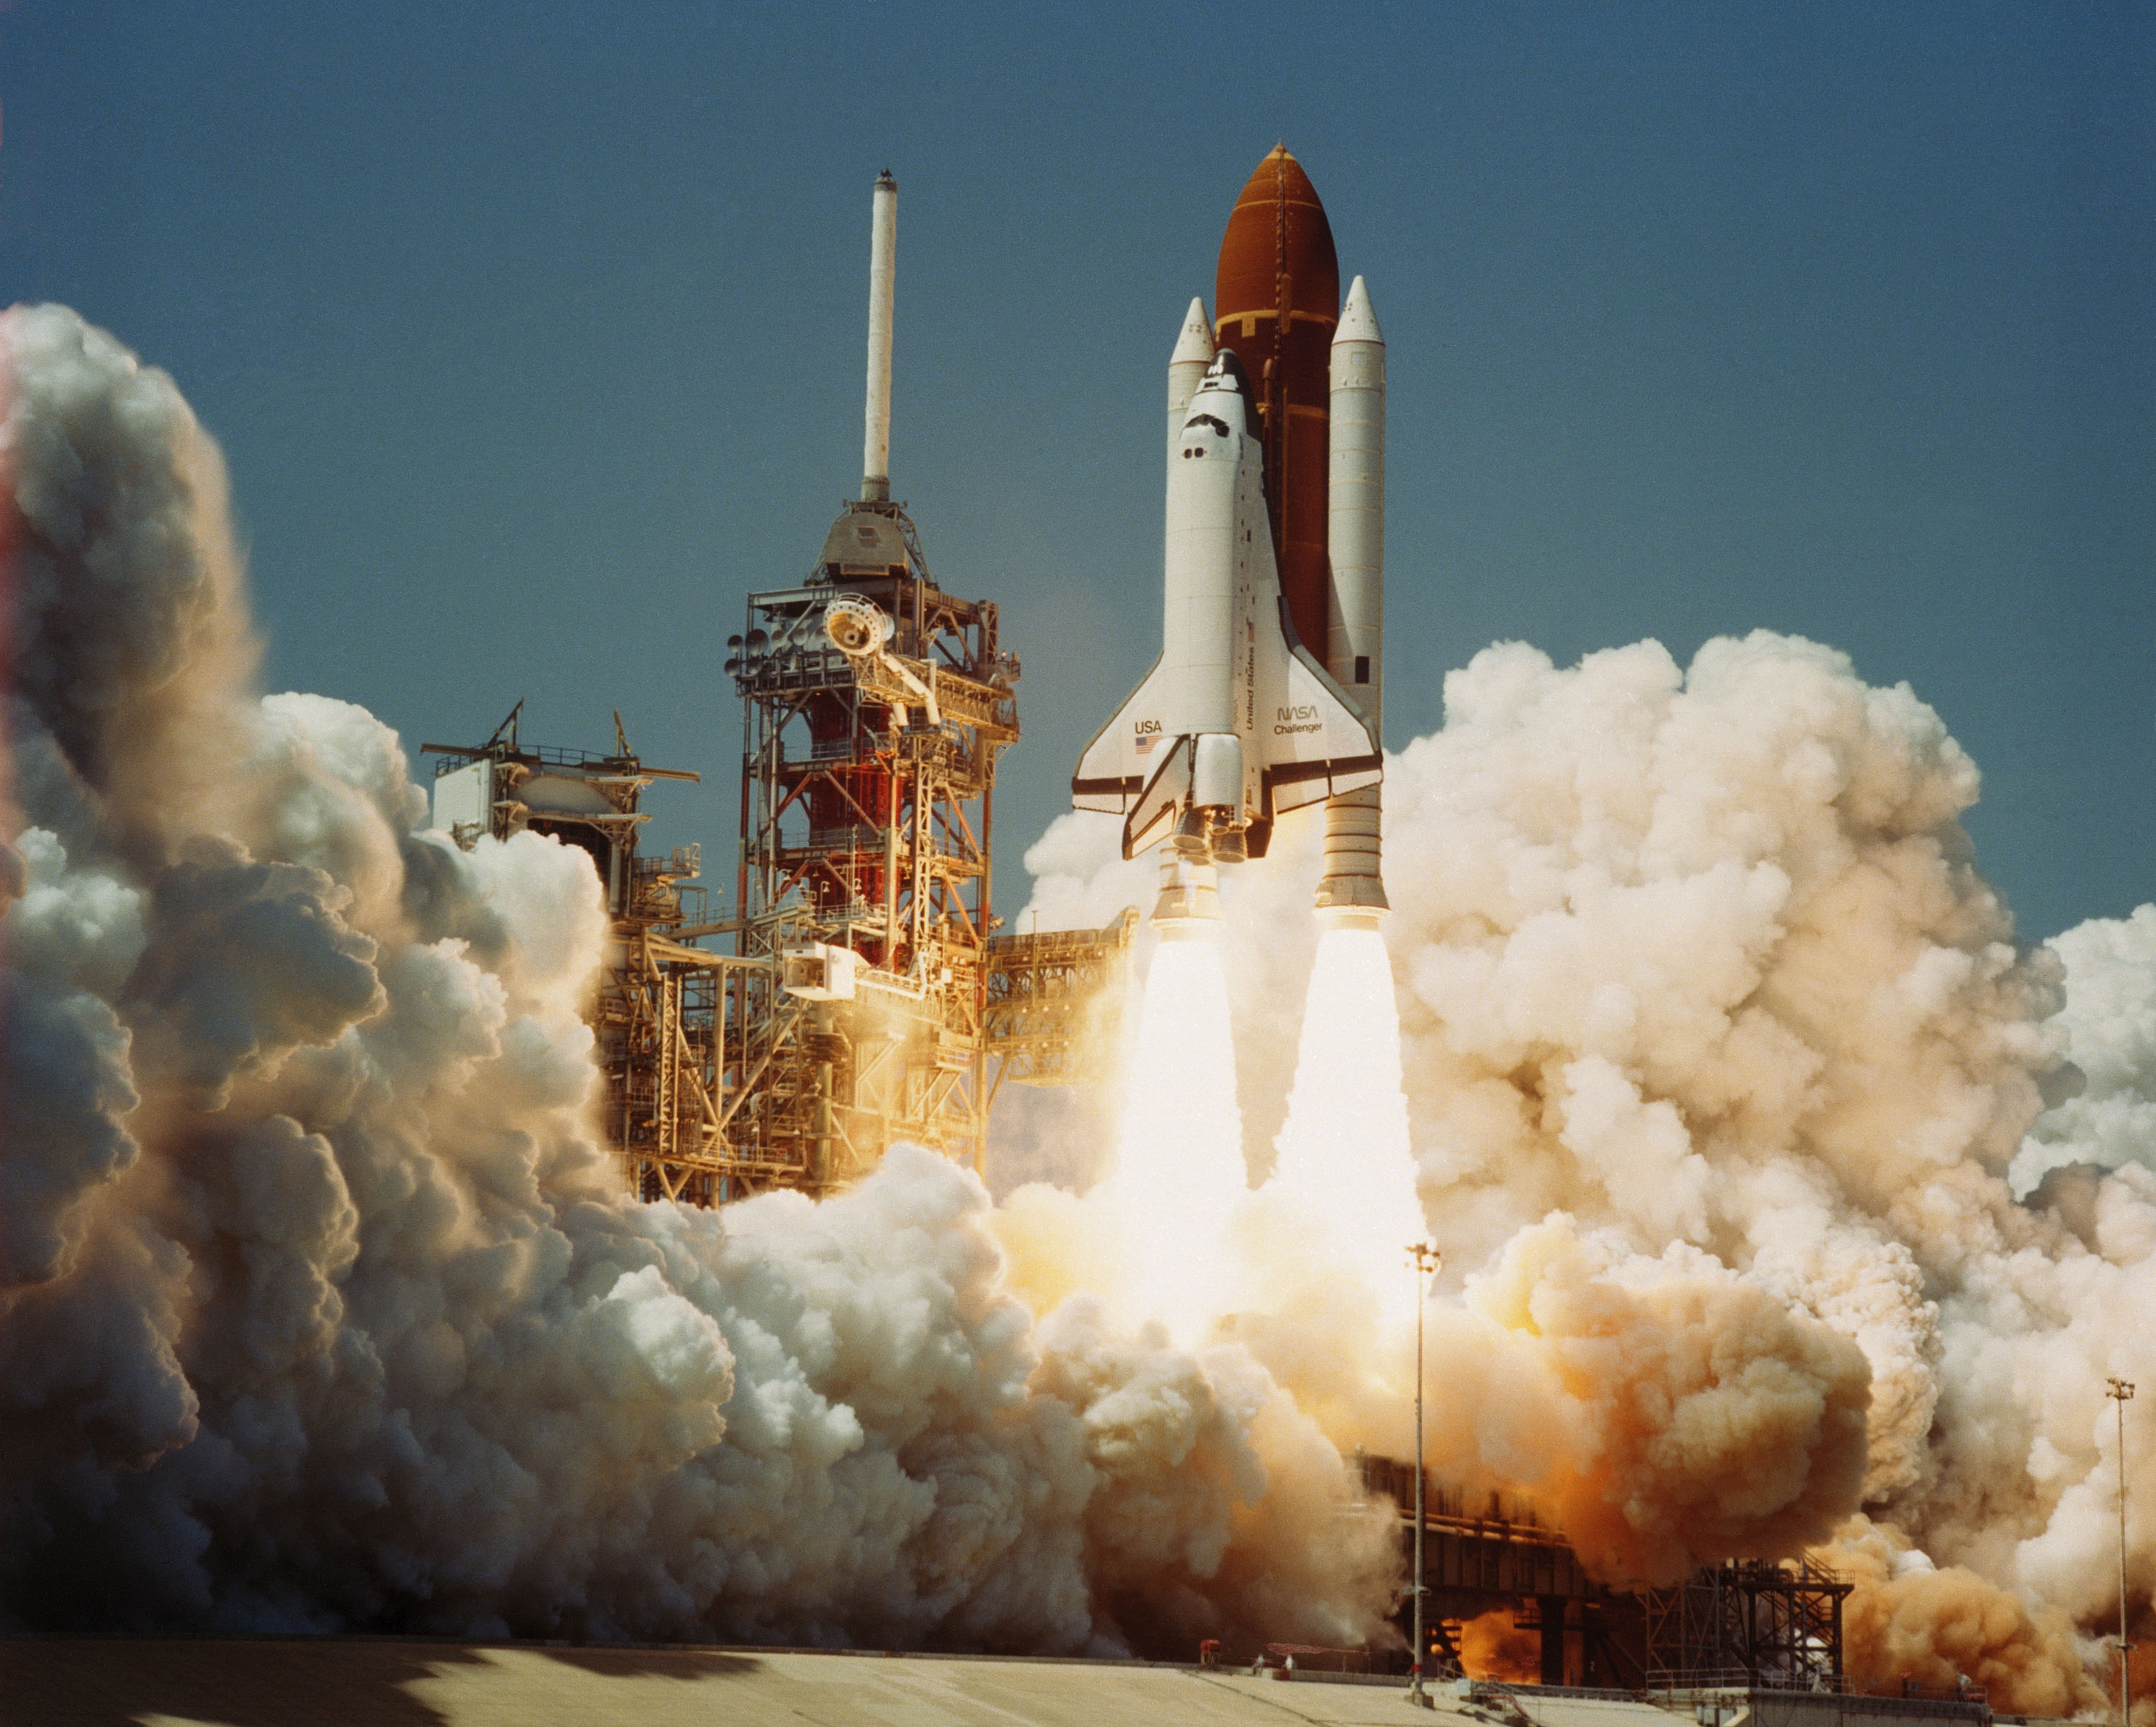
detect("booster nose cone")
(1170, 298), (1215, 370)
(1336, 273), (1382, 346)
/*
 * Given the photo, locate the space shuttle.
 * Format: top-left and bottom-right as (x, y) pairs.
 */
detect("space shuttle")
(1072, 145), (1390, 934)
(1072, 347), (1380, 929)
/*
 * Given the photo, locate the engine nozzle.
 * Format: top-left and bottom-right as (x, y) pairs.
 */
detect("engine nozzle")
(1151, 812), (1225, 936)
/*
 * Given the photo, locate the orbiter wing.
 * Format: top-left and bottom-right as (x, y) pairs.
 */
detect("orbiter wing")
(1072, 657), (1174, 814)
(1251, 599), (1381, 818)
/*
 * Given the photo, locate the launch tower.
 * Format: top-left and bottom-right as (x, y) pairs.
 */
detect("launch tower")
(430, 174), (1133, 1206)
(718, 172), (1131, 1196)
(725, 507), (1018, 1189)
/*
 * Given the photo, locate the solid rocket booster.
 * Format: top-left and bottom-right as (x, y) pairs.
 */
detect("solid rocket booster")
(1313, 276), (1388, 921)
(861, 171), (897, 503)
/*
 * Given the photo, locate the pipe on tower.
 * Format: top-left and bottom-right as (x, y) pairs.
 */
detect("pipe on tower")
(861, 171), (897, 503)
(1315, 274), (1388, 922)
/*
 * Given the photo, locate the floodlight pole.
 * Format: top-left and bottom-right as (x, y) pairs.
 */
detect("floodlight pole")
(1408, 1242), (1442, 1709)
(2110, 1378), (2136, 1727)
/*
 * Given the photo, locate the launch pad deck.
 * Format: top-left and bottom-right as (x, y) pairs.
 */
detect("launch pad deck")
(3, 1638), (2014, 1727)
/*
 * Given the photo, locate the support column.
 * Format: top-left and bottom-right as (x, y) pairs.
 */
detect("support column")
(1540, 1597), (1567, 1687)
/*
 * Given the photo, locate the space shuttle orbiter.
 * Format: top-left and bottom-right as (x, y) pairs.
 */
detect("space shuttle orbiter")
(1072, 348), (1380, 930)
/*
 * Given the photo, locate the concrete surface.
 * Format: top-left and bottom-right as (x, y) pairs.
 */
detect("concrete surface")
(13, 1639), (2000, 1727)
(3, 1639), (1493, 1727)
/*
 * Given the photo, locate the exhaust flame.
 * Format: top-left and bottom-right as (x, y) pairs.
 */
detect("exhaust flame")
(1269, 925), (1424, 1326)
(1093, 934), (1246, 1338)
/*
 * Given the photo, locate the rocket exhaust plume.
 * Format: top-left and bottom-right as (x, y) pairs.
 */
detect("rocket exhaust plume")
(1269, 925), (1421, 1326)
(1092, 934), (1246, 1335)
(1023, 619), (2156, 1711)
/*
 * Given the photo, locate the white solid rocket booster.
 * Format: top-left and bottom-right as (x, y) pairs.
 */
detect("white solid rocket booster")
(861, 171), (897, 503)
(1315, 274), (1388, 921)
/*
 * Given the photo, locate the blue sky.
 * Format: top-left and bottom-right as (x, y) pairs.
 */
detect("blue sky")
(4, 1), (2150, 938)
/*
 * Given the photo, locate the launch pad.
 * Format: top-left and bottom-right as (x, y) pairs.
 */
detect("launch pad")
(1, 1635), (2006, 1727)
(1358, 1455), (1860, 1695)
(425, 171), (1136, 1204)
(426, 504), (1135, 1203)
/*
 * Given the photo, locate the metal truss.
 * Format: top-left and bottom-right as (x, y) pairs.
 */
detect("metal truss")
(723, 505), (1020, 1195)
(1641, 1559), (1851, 1688)
(982, 910), (1141, 1094)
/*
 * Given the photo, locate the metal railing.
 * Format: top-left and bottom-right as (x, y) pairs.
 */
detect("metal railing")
(1645, 1671), (1987, 1708)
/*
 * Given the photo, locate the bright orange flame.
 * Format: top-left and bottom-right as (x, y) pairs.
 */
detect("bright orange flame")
(1457, 1608), (1541, 1681)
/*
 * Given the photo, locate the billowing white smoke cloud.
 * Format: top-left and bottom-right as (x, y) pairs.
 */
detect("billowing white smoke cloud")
(1018, 633), (2156, 1708)
(0, 305), (1398, 1652)
(2016, 905), (2156, 1193)
(13, 299), (2152, 1710)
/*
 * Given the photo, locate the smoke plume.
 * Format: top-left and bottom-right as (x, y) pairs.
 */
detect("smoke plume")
(0, 305), (1398, 1651)
(1018, 631), (2156, 1699)
(11, 300), (2155, 1714)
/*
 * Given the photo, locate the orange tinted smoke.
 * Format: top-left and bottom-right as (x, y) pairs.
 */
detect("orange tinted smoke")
(1213, 145), (1341, 658)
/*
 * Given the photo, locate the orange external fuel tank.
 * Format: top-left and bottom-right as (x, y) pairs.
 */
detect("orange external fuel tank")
(1213, 145), (1341, 659)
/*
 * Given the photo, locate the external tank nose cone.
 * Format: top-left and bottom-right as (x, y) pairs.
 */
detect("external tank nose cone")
(1214, 146), (1339, 330)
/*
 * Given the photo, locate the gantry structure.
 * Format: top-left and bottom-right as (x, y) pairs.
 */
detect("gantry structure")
(982, 910), (1141, 1092)
(1355, 1455), (1854, 1691)
(425, 674), (1133, 1205)
(722, 497), (1020, 1193)
(420, 173), (1142, 1205)
(423, 704), (766, 1203)
(1640, 1559), (1851, 1690)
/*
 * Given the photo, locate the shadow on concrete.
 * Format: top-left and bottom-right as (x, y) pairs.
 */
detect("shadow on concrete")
(533, 1644), (762, 1682)
(0, 1636), (763, 1727)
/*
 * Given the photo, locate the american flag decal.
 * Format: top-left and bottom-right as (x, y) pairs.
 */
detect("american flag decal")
(1136, 733), (1157, 755)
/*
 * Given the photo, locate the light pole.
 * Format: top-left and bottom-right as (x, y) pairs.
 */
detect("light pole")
(1408, 1242), (1441, 1709)
(2109, 1378), (2135, 1727)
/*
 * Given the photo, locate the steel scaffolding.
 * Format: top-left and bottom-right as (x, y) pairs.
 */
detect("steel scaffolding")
(982, 910), (1141, 1094)
(1641, 1559), (1852, 1689)
(422, 705), (769, 1203)
(722, 498), (1020, 1195)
